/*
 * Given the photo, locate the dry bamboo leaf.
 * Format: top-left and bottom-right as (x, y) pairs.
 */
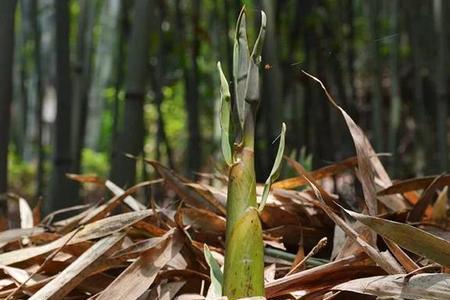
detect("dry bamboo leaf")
(133, 220), (168, 237)
(265, 254), (380, 298)
(143, 281), (186, 300)
(158, 281), (186, 300)
(285, 157), (338, 209)
(178, 207), (226, 234)
(287, 237), (327, 276)
(185, 183), (227, 216)
(105, 180), (147, 211)
(52, 206), (97, 233)
(346, 209), (450, 267)
(383, 237), (419, 273)
(112, 236), (164, 259)
(379, 175), (450, 196)
(0, 227), (45, 247)
(290, 159), (403, 274)
(77, 273), (115, 295)
(0, 278), (15, 289)
(407, 175), (444, 222)
(156, 268), (209, 283)
(71, 209), (154, 242)
(146, 160), (221, 214)
(42, 204), (92, 226)
(80, 180), (158, 224)
(333, 273), (450, 299)
(96, 229), (185, 300)
(0, 276), (53, 299)
(66, 173), (105, 184)
(28, 233), (124, 300)
(302, 70), (408, 212)
(0, 210), (153, 265)
(17, 197), (33, 230)
(432, 186), (448, 224)
(259, 205), (300, 228)
(264, 264), (276, 283)
(0, 265), (36, 286)
(272, 156), (359, 190)
(175, 296), (264, 300)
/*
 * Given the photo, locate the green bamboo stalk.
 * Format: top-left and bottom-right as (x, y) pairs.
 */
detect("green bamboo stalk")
(217, 7), (286, 299)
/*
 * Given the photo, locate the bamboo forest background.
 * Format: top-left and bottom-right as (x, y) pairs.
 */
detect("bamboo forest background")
(0, 0), (449, 214)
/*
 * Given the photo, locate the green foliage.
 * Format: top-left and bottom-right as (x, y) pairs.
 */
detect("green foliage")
(161, 83), (187, 146)
(217, 62), (232, 165)
(259, 123), (286, 211)
(299, 146), (313, 172)
(7, 147), (35, 196)
(98, 86), (119, 153)
(81, 148), (109, 177)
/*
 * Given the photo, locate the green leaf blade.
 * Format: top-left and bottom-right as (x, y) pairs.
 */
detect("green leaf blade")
(233, 7), (250, 132)
(204, 244), (223, 298)
(217, 62), (232, 165)
(259, 122), (286, 211)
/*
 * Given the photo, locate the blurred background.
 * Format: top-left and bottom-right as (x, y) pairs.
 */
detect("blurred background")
(0, 0), (448, 214)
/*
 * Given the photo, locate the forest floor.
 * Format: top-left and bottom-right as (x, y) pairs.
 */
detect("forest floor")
(1, 86), (450, 299)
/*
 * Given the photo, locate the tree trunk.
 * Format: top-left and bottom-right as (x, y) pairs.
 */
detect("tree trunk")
(388, 0), (401, 175)
(407, 1), (427, 175)
(31, 0), (45, 198)
(151, 1), (174, 168)
(85, 0), (121, 150)
(187, 0), (202, 175)
(111, 1), (128, 163)
(0, 0), (17, 218)
(46, 0), (78, 213)
(110, 0), (153, 187)
(345, 0), (356, 109)
(367, 0), (383, 151)
(175, 0), (202, 176)
(72, 0), (96, 174)
(433, 0), (448, 171)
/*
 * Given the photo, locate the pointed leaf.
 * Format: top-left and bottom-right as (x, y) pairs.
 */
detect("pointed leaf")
(233, 7), (250, 131)
(345, 209), (450, 267)
(204, 244), (223, 298)
(244, 11), (266, 105)
(302, 70), (408, 212)
(259, 123), (285, 211)
(18, 197), (33, 229)
(218, 61), (232, 165)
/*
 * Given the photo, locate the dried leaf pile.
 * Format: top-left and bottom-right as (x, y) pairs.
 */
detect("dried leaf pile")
(1, 79), (450, 299)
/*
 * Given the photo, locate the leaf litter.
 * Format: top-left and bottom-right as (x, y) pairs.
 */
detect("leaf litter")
(0, 74), (449, 299)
